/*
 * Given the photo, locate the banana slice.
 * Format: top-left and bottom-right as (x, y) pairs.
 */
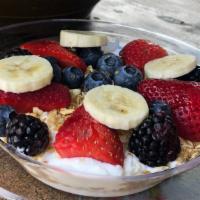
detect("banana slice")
(60, 30), (108, 47)
(0, 55), (53, 93)
(144, 54), (197, 79)
(83, 85), (149, 130)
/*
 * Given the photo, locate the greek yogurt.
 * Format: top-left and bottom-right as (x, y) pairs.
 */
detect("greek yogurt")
(36, 151), (123, 176)
(35, 148), (182, 176)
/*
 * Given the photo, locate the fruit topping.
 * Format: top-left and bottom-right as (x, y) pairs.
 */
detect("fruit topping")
(44, 56), (62, 83)
(83, 71), (112, 92)
(62, 67), (84, 89)
(113, 65), (143, 91)
(60, 30), (108, 47)
(138, 79), (200, 141)
(6, 114), (49, 156)
(54, 106), (124, 166)
(177, 65), (200, 82)
(76, 47), (103, 67)
(83, 85), (149, 130)
(0, 83), (71, 113)
(0, 32), (199, 172)
(0, 105), (15, 137)
(150, 100), (171, 115)
(144, 54), (197, 79)
(20, 39), (87, 72)
(96, 53), (123, 77)
(128, 101), (180, 167)
(120, 39), (168, 73)
(0, 48), (32, 59)
(0, 55), (53, 93)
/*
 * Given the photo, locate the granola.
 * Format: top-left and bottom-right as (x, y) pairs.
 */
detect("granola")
(27, 89), (200, 164)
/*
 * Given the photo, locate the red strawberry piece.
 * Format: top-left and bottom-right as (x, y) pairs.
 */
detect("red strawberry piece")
(20, 40), (87, 72)
(0, 83), (71, 113)
(138, 79), (200, 141)
(120, 39), (168, 72)
(54, 106), (124, 166)
(188, 81), (200, 89)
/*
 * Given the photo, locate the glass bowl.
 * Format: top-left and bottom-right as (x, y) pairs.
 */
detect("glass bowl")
(0, 19), (200, 197)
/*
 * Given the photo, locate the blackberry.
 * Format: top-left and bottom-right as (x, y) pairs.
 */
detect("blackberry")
(6, 114), (49, 156)
(177, 65), (200, 82)
(128, 101), (180, 167)
(0, 48), (32, 59)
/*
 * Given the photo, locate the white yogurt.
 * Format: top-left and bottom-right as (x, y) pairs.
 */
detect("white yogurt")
(36, 151), (123, 176)
(34, 110), (183, 176)
(35, 149), (182, 176)
(123, 152), (181, 176)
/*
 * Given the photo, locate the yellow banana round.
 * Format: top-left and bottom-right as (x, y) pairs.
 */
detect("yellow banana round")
(83, 85), (149, 130)
(0, 55), (53, 93)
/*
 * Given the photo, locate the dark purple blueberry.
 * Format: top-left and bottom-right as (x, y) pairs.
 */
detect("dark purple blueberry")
(62, 67), (84, 89)
(96, 53), (123, 77)
(177, 65), (200, 82)
(76, 47), (103, 67)
(150, 100), (172, 116)
(83, 71), (112, 92)
(0, 48), (31, 59)
(113, 65), (143, 91)
(44, 56), (62, 83)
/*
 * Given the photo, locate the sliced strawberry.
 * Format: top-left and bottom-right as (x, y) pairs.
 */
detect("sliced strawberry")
(20, 40), (87, 72)
(54, 106), (124, 166)
(0, 83), (71, 113)
(138, 79), (200, 141)
(120, 39), (168, 72)
(188, 81), (200, 89)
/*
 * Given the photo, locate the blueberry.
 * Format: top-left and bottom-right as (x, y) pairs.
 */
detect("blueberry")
(62, 67), (84, 89)
(0, 48), (31, 59)
(113, 65), (143, 90)
(44, 56), (62, 83)
(76, 47), (103, 67)
(96, 53), (123, 77)
(0, 105), (15, 137)
(177, 65), (200, 82)
(83, 71), (112, 92)
(150, 101), (172, 116)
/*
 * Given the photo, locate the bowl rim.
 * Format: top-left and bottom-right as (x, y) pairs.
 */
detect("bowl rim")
(0, 18), (200, 181)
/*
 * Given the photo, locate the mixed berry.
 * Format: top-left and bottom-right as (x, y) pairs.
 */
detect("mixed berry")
(6, 113), (49, 156)
(0, 29), (199, 174)
(62, 67), (84, 89)
(128, 101), (180, 167)
(113, 65), (143, 91)
(44, 56), (62, 83)
(76, 47), (103, 67)
(0, 48), (32, 59)
(177, 65), (200, 82)
(83, 71), (112, 92)
(95, 53), (123, 77)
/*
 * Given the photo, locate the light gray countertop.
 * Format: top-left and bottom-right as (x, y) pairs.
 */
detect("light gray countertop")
(92, 0), (200, 48)
(0, 0), (200, 199)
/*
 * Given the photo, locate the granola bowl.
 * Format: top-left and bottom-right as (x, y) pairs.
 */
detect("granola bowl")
(0, 19), (200, 197)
